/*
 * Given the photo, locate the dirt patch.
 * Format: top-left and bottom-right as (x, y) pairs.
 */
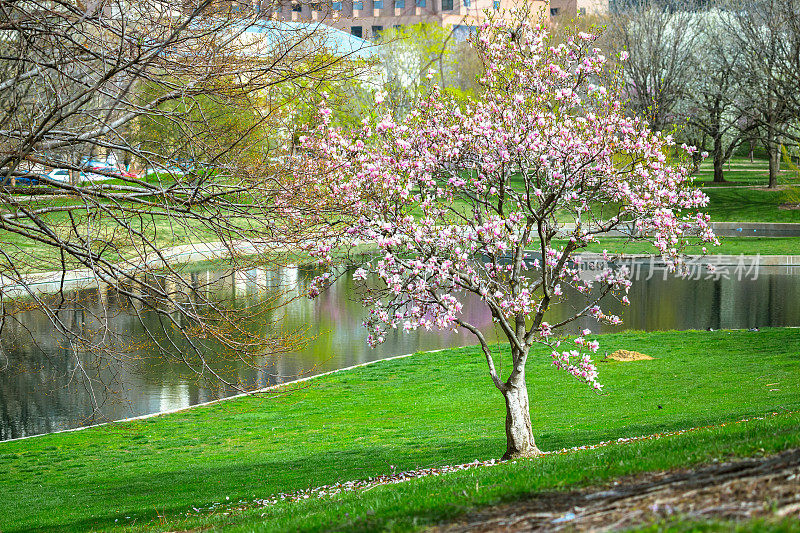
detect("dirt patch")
(606, 350), (653, 362)
(779, 203), (800, 211)
(434, 448), (800, 532)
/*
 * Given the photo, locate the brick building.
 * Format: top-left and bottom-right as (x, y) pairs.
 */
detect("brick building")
(222, 0), (607, 40)
(548, 0), (608, 17)
(264, 0), (549, 40)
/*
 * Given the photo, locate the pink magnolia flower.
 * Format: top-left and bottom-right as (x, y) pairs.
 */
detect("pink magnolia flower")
(293, 12), (716, 400)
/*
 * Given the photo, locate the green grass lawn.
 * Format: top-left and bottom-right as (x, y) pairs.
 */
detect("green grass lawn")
(703, 187), (800, 224)
(1, 328), (798, 532)
(692, 156), (800, 224)
(694, 156), (800, 187)
(0, 197), (219, 273)
(5, 158), (800, 276)
(0, 198), (290, 275)
(164, 414), (800, 532)
(562, 236), (800, 256)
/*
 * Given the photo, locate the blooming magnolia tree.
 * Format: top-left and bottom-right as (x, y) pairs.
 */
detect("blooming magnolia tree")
(297, 13), (717, 459)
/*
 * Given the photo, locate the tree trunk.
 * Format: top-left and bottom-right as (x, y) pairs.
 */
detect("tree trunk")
(764, 113), (781, 189)
(501, 370), (540, 460)
(768, 140), (780, 189)
(713, 136), (726, 183)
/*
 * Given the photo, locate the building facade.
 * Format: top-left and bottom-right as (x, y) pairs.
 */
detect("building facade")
(548, 0), (608, 18)
(265, 0), (549, 40)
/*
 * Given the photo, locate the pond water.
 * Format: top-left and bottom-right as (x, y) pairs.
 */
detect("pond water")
(2, 259), (799, 441)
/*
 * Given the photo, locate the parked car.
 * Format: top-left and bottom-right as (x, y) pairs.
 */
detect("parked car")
(1, 174), (40, 186)
(46, 168), (72, 183)
(145, 165), (189, 177)
(118, 168), (140, 179)
(81, 171), (112, 182)
(0, 173), (39, 187)
(45, 168), (103, 184)
(83, 163), (115, 181)
(14, 174), (40, 185)
(84, 160), (141, 180)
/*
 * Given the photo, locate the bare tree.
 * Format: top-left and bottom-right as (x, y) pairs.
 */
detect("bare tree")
(723, 0), (799, 187)
(605, 0), (702, 132)
(679, 8), (751, 183)
(773, 2), (800, 119)
(0, 0), (366, 413)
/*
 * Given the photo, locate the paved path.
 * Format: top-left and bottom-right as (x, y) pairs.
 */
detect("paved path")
(4, 225), (800, 298)
(0, 240), (268, 297)
(710, 222), (800, 237)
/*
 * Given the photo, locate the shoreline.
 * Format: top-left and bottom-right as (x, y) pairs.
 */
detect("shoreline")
(2, 239), (798, 298)
(3, 221), (800, 296)
(0, 349), (425, 445)
(5, 326), (800, 445)
(2, 328), (799, 532)
(0, 240), (268, 297)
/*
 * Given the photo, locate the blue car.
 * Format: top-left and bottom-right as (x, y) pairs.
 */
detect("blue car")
(1, 174), (40, 186)
(15, 175), (40, 185)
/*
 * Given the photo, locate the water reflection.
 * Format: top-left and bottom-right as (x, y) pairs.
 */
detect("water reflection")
(2, 262), (800, 441)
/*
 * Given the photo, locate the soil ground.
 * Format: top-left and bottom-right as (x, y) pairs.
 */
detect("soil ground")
(606, 350), (654, 362)
(435, 448), (800, 532)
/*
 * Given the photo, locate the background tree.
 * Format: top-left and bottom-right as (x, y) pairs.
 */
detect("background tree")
(377, 23), (483, 118)
(678, 8), (750, 183)
(604, 0), (701, 132)
(723, 0), (800, 188)
(772, 2), (800, 127)
(0, 0), (362, 408)
(298, 13), (716, 459)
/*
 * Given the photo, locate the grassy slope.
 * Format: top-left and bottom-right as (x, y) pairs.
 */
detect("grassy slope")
(703, 187), (800, 224)
(1, 329), (799, 532)
(1, 173), (266, 274)
(0, 199), (217, 274)
(580, 156), (800, 253)
(559, 236), (800, 256)
(692, 156), (800, 224)
(176, 414), (800, 532)
(4, 158), (800, 275)
(694, 156), (800, 187)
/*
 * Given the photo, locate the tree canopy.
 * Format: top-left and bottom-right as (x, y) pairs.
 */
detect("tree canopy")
(0, 0), (365, 403)
(298, 11), (717, 459)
